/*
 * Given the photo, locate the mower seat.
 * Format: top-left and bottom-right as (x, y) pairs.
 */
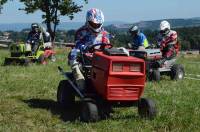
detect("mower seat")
(103, 48), (128, 56)
(129, 50), (147, 60)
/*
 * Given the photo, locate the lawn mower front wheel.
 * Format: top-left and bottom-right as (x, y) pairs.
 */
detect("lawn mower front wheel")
(138, 98), (157, 119)
(170, 64), (184, 80)
(38, 54), (46, 64)
(80, 99), (99, 122)
(57, 80), (75, 107)
(150, 70), (160, 81)
(3, 58), (11, 66)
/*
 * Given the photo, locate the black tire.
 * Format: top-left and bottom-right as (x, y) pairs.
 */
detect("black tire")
(150, 70), (160, 81)
(99, 103), (112, 119)
(80, 99), (99, 122)
(23, 59), (31, 66)
(57, 80), (75, 107)
(38, 54), (45, 64)
(170, 64), (184, 80)
(138, 98), (157, 119)
(4, 58), (11, 66)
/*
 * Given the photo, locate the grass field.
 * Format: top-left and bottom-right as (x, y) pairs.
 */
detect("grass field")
(0, 49), (200, 132)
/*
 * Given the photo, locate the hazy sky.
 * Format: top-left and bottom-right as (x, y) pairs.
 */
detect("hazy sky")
(0, 0), (199, 23)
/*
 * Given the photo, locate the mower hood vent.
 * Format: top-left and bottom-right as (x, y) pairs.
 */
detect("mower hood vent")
(103, 48), (128, 56)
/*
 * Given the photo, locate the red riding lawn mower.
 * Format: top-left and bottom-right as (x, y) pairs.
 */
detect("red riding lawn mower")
(129, 43), (184, 81)
(57, 43), (157, 122)
(43, 42), (56, 63)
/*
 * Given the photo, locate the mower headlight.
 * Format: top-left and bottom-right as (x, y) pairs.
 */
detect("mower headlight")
(130, 63), (141, 72)
(113, 63), (123, 72)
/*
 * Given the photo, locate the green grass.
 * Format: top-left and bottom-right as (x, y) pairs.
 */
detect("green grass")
(0, 49), (200, 132)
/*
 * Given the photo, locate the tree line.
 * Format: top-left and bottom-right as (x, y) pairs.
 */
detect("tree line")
(1, 26), (200, 51)
(106, 26), (200, 50)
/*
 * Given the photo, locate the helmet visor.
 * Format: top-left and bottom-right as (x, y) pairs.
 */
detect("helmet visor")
(129, 30), (138, 36)
(32, 24), (39, 30)
(88, 21), (102, 29)
(160, 28), (169, 34)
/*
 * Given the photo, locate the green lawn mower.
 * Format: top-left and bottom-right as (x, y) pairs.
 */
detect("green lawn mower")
(4, 41), (45, 66)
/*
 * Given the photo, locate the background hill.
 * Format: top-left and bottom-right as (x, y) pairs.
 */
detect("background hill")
(106, 17), (200, 31)
(1, 17), (200, 50)
(1, 17), (200, 31)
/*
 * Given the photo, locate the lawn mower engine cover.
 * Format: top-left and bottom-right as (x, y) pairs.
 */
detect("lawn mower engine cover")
(130, 49), (162, 61)
(91, 48), (146, 101)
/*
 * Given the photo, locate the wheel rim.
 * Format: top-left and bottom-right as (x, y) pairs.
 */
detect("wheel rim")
(51, 56), (56, 62)
(178, 70), (184, 79)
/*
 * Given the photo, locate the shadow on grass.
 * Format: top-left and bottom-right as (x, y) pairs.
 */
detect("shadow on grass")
(22, 98), (81, 122)
(22, 99), (142, 122)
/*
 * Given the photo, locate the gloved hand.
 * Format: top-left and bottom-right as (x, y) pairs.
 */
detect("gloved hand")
(80, 45), (87, 51)
(80, 44), (95, 53)
(85, 44), (94, 51)
(128, 43), (139, 50)
(127, 43), (133, 49)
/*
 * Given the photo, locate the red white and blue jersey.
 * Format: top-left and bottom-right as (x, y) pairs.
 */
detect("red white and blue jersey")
(157, 30), (178, 59)
(157, 30), (177, 49)
(75, 25), (110, 49)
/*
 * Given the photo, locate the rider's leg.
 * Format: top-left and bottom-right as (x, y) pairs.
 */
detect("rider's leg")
(157, 46), (177, 67)
(71, 64), (85, 91)
(32, 44), (38, 54)
(69, 49), (85, 91)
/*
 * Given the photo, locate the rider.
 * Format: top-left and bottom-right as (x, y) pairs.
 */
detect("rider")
(128, 25), (149, 50)
(69, 8), (110, 91)
(156, 20), (178, 66)
(26, 23), (50, 53)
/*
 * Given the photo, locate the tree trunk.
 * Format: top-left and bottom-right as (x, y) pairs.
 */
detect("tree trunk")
(44, 0), (55, 43)
(51, 1), (59, 45)
(52, 6), (58, 44)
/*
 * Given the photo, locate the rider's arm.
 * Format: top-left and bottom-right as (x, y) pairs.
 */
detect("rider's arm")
(102, 31), (111, 44)
(75, 29), (86, 50)
(161, 31), (177, 48)
(139, 33), (148, 48)
(69, 28), (86, 63)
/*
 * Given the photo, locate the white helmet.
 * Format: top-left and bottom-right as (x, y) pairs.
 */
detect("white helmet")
(160, 20), (170, 31)
(86, 8), (104, 33)
(160, 20), (170, 35)
(31, 23), (39, 32)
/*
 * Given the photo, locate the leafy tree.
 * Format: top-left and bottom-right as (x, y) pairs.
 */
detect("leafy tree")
(0, 0), (8, 13)
(0, 0), (8, 6)
(19, 0), (87, 42)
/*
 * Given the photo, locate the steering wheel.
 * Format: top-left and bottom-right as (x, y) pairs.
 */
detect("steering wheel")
(86, 43), (113, 53)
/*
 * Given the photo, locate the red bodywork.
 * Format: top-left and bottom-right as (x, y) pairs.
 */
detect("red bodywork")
(44, 49), (56, 58)
(91, 52), (146, 101)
